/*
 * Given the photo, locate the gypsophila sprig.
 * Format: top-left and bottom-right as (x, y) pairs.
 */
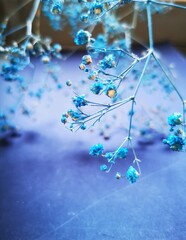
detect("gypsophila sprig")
(61, 0), (186, 184)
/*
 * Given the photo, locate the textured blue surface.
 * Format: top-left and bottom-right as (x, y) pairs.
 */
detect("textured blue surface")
(0, 45), (186, 240)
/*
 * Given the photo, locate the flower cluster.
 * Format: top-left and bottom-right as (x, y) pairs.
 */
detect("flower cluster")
(42, 0), (64, 30)
(74, 30), (92, 46)
(1, 47), (29, 82)
(168, 112), (182, 129)
(163, 113), (186, 151)
(91, 2), (104, 16)
(163, 131), (185, 151)
(126, 166), (139, 184)
(90, 82), (104, 95)
(89, 142), (140, 183)
(99, 54), (116, 70)
(61, 108), (87, 130)
(103, 147), (128, 164)
(89, 143), (104, 156)
(0, 112), (16, 133)
(72, 95), (87, 108)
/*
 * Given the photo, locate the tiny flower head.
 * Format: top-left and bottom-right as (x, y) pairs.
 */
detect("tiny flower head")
(105, 84), (117, 98)
(90, 82), (103, 95)
(74, 30), (92, 46)
(72, 95), (87, 108)
(168, 112), (182, 127)
(100, 54), (116, 70)
(126, 166), (139, 184)
(89, 143), (104, 156)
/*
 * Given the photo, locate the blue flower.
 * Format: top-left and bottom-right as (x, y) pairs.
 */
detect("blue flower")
(80, 124), (87, 130)
(41, 0), (63, 30)
(168, 112), (182, 127)
(90, 82), (103, 94)
(61, 113), (68, 124)
(91, 2), (104, 15)
(1, 48), (29, 81)
(163, 133), (185, 151)
(80, 14), (88, 23)
(51, 1), (63, 15)
(100, 54), (116, 70)
(72, 95), (87, 108)
(126, 166), (139, 184)
(104, 152), (114, 163)
(100, 164), (108, 171)
(67, 109), (86, 121)
(115, 147), (128, 159)
(89, 143), (104, 156)
(74, 30), (91, 45)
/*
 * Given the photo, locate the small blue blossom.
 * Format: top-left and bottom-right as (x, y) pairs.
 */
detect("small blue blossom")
(72, 95), (87, 108)
(89, 143), (104, 156)
(91, 2), (104, 15)
(100, 164), (108, 171)
(104, 152), (115, 163)
(1, 48), (30, 81)
(168, 112), (182, 127)
(74, 30), (91, 45)
(80, 124), (87, 130)
(61, 114), (67, 124)
(115, 147), (128, 159)
(41, 0), (63, 30)
(80, 14), (88, 23)
(100, 54), (116, 70)
(51, 1), (63, 15)
(126, 166), (139, 184)
(90, 82), (103, 95)
(67, 109), (86, 121)
(163, 133), (185, 151)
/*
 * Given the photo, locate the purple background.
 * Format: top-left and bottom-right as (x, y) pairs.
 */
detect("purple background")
(0, 44), (186, 240)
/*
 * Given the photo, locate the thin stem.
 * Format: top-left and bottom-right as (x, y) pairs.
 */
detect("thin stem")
(131, 4), (138, 29)
(4, 24), (26, 37)
(128, 138), (141, 174)
(146, 1), (154, 50)
(128, 100), (135, 139)
(134, 53), (151, 97)
(128, 53), (151, 138)
(27, 0), (41, 36)
(151, 0), (186, 10)
(117, 59), (138, 89)
(152, 53), (184, 102)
